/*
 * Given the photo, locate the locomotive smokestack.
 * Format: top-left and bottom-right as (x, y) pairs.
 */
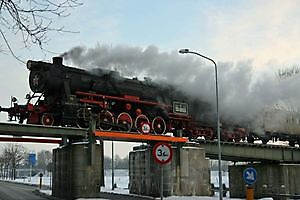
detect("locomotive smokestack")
(53, 57), (63, 65)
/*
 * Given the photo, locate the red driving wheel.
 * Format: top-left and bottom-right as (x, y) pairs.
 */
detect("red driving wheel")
(98, 111), (114, 131)
(41, 114), (54, 126)
(117, 112), (133, 132)
(152, 116), (166, 135)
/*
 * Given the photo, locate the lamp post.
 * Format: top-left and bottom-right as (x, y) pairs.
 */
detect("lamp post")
(179, 49), (222, 200)
(112, 141), (115, 190)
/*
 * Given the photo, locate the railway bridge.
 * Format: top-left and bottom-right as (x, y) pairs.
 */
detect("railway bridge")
(191, 139), (300, 163)
(0, 122), (299, 198)
(0, 122), (299, 163)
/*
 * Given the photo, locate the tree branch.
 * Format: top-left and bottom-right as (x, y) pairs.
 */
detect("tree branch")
(0, 0), (83, 61)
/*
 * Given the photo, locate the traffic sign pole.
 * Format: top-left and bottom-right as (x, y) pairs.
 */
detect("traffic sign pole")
(246, 186), (254, 200)
(29, 164), (32, 182)
(152, 142), (173, 200)
(161, 165), (163, 200)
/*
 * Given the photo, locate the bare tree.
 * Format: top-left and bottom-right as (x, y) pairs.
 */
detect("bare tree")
(277, 65), (300, 80)
(0, 0), (82, 61)
(37, 150), (52, 173)
(0, 154), (4, 178)
(1, 144), (26, 179)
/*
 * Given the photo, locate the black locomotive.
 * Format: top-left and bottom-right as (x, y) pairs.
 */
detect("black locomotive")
(1, 57), (211, 137)
(3, 57), (300, 146)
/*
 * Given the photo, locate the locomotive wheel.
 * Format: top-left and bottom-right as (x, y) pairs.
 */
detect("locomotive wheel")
(135, 114), (150, 133)
(76, 108), (91, 128)
(152, 116), (166, 135)
(262, 138), (269, 144)
(247, 135), (255, 143)
(41, 114), (54, 126)
(98, 111), (114, 131)
(117, 112), (133, 132)
(233, 137), (241, 142)
(203, 129), (214, 140)
(76, 119), (89, 128)
(289, 140), (295, 147)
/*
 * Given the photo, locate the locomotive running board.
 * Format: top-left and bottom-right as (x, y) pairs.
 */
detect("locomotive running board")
(94, 131), (188, 143)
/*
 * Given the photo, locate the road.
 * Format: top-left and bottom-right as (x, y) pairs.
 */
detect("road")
(0, 181), (47, 200)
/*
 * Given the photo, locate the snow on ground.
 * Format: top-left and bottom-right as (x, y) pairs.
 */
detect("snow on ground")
(2, 173), (52, 188)
(3, 170), (273, 200)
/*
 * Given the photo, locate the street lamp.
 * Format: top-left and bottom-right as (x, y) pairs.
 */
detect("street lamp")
(179, 48), (223, 200)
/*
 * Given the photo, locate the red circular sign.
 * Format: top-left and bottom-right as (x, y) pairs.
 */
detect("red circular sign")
(152, 142), (173, 165)
(141, 122), (151, 134)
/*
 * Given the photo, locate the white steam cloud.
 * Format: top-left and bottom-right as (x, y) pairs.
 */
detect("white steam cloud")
(61, 44), (300, 125)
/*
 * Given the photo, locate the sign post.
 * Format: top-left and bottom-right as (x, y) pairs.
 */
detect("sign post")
(39, 172), (43, 189)
(243, 167), (257, 200)
(152, 142), (173, 200)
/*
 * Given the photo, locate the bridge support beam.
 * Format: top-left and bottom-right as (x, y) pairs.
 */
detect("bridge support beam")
(229, 163), (300, 199)
(129, 145), (211, 197)
(52, 143), (103, 199)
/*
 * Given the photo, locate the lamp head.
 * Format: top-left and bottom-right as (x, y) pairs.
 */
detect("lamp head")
(179, 49), (190, 54)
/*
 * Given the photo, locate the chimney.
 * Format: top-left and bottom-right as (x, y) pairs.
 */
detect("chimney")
(53, 57), (63, 65)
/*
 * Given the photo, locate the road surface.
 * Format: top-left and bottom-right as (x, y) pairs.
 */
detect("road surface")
(0, 181), (47, 200)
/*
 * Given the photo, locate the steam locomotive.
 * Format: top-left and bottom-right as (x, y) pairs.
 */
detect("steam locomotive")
(6, 57), (300, 146)
(1, 57), (221, 139)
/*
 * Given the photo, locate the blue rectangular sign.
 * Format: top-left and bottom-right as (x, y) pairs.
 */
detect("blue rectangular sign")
(28, 153), (36, 166)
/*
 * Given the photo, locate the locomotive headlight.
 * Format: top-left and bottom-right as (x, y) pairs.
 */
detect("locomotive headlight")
(26, 60), (33, 69)
(29, 71), (45, 93)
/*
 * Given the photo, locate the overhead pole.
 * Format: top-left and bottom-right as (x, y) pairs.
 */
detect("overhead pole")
(179, 48), (223, 200)
(112, 141), (115, 190)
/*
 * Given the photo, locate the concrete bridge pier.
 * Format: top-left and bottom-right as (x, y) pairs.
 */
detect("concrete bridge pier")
(229, 163), (300, 199)
(52, 143), (103, 200)
(129, 145), (211, 197)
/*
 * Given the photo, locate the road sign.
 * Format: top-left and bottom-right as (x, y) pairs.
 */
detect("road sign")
(152, 142), (173, 165)
(141, 122), (151, 134)
(243, 167), (257, 185)
(28, 153), (36, 166)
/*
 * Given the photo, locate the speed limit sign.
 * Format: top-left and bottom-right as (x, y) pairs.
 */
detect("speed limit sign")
(152, 142), (173, 164)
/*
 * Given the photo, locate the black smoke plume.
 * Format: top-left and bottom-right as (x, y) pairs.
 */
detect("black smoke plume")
(60, 44), (300, 126)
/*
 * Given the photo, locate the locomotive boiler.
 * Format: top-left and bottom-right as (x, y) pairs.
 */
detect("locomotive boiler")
(1, 57), (211, 137)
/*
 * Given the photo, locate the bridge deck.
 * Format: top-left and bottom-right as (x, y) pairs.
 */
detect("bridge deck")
(0, 122), (87, 138)
(191, 139), (300, 163)
(0, 122), (187, 143)
(0, 122), (299, 163)
(0, 136), (62, 144)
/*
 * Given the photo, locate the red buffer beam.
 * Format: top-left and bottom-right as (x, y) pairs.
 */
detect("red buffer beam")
(94, 130), (188, 143)
(0, 137), (62, 144)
